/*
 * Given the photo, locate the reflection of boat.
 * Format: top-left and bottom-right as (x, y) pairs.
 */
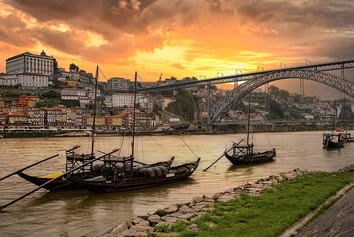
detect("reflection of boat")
(323, 133), (345, 148)
(69, 72), (200, 193)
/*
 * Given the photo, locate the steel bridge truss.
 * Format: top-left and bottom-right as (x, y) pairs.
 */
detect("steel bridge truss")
(136, 60), (354, 94)
(208, 69), (354, 124)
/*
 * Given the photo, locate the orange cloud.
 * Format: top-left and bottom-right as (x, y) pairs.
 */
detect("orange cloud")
(0, 0), (352, 87)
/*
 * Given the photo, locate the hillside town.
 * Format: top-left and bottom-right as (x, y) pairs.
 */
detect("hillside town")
(0, 51), (353, 136)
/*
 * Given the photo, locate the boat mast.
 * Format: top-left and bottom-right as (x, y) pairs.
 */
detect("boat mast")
(332, 100), (336, 133)
(91, 65), (99, 157)
(246, 92), (251, 146)
(131, 71), (138, 177)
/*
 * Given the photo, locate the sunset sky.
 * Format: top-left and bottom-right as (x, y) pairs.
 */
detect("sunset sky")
(0, 0), (353, 97)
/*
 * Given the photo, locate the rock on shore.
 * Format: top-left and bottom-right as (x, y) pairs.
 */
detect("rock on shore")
(100, 165), (354, 237)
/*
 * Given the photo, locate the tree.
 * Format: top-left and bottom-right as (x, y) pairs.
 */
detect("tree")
(269, 85), (280, 97)
(69, 63), (79, 72)
(40, 90), (60, 99)
(279, 89), (290, 99)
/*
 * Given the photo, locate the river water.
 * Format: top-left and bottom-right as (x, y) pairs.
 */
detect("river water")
(0, 131), (353, 237)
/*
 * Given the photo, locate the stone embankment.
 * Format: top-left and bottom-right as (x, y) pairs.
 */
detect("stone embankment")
(100, 168), (321, 237)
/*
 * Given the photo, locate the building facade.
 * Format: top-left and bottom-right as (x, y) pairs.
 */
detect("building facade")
(61, 88), (87, 100)
(107, 77), (129, 91)
(6, 50), (56, 75)
(111, 93), (147, 108)
(0, 73), (48, 89)
(18, 95), (40, 107)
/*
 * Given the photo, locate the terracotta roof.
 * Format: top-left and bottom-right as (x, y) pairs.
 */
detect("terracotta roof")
(8, 112), (27, 117)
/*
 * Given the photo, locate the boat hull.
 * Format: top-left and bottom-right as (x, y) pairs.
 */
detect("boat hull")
(224, 150), (276, 165)
(323, 140), (345, 148)
(70, 158), (200, 193)
(17, 172), (81, 191)
(17, 157), (176, 191)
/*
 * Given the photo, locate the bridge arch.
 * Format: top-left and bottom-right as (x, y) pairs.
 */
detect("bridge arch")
(208, 69), (354, 124)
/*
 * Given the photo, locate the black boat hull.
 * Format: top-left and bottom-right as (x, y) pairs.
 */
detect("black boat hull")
(70, 158), (200, 193)
(17, 157), (176, 191)
(224, 150), (276, 165)
(17, 172), (81, 191)
(323, 140), (345, 148)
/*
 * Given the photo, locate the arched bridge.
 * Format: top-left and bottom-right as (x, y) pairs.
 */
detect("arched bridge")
(208, 69), (354, 124)
(135, 60), (354, 125)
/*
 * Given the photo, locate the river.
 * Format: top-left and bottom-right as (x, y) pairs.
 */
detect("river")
(0, 131), (353, 237)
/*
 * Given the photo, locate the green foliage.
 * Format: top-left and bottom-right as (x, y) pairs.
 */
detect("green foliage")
(268, 98), (284, 119)
(35, 100), (59, 108)
(269, 85), (280, 96)
(40, 90), (60, 99)
(60, 99), (80, 107)
(3, 91), (18, 98)
(69, 63), (79, 72)
(53, 80), (68, 89)
(154, 171), (353, 237)
(176, 90), (193, 113)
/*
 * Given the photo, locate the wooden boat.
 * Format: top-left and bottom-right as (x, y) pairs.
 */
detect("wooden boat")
(69, 158), (200, 193)
(17, 156), (175, 191)
(323, 133), (345, 148)
(342, 132), (354, 143)
(68, 72), (200, 193)
(17, 172), (82, 191)
(224, 93), (276, 165)
(14, 66), (101, 190)
(224, 143), (276, 165)
(203, 94), (275, 172)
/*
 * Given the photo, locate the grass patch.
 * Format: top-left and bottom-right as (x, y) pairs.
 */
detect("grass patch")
(155, 171), (353, 237)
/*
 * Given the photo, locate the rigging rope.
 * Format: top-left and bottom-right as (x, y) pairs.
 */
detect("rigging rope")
(264, 133), (273, 147)
(179, 135), (199, 158)
(150, 135), (170, 157)
(98, 67), (109, 81)
(141, 135), (145, 163)
(117, 131), (125, 158)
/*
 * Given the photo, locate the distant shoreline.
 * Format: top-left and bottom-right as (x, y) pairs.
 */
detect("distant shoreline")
(0, 126), (352, 138)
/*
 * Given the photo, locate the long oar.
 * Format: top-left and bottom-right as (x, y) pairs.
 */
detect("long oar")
(203, 139), (244, 172)
(0, 146), (80, 182)
(0, 148), (119, 212)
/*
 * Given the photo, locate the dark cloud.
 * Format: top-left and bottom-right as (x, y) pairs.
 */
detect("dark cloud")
(0, 14), (37, 47)
(236, 0), (354, 30)
(1, 0), (353, 66)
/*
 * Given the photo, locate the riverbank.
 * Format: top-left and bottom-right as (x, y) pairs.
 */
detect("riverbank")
(1, 126), (352, 138)
(100, 165), (354, 237)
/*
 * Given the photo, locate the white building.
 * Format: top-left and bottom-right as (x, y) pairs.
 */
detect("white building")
(61, 88), (87, 100)
(0, 72), (48, 89)
(6, 50), (56, 75)
(111, 93), (147, 108)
